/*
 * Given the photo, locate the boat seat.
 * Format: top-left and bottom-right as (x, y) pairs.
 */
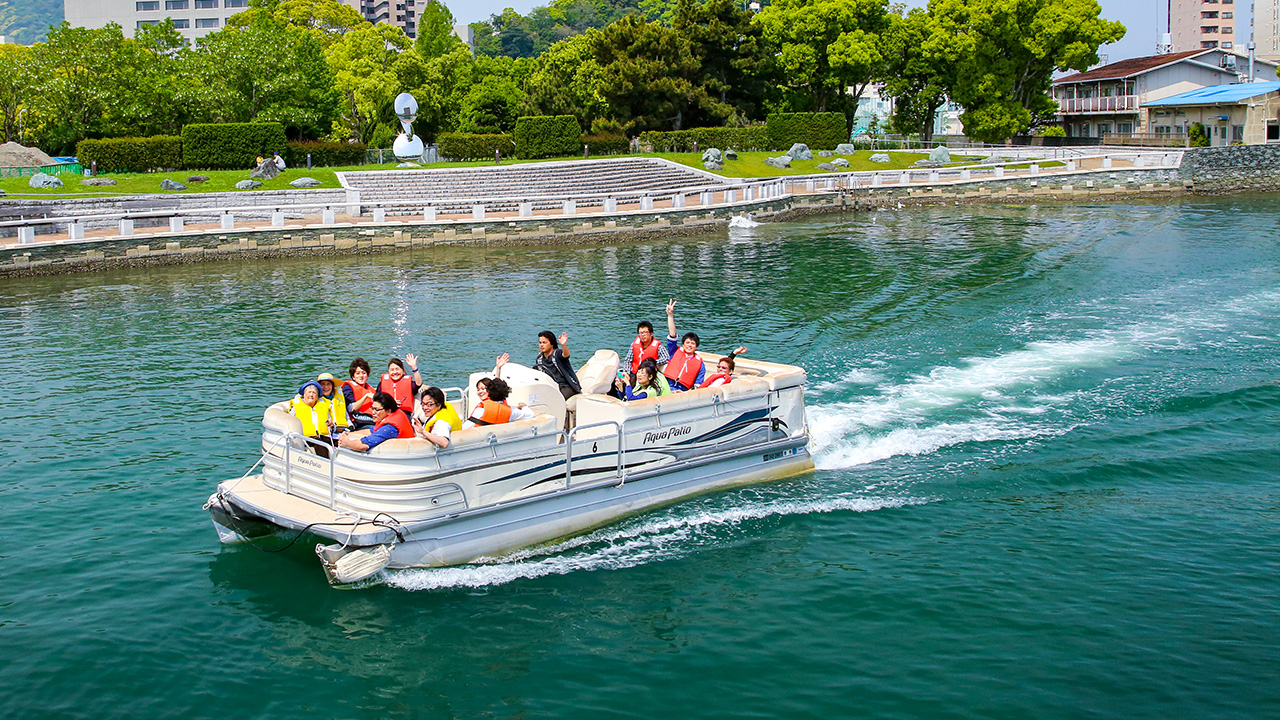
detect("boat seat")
(446, 413), (560, 450)
(575, 349), (620, 396)
(719, 376), (772, 399)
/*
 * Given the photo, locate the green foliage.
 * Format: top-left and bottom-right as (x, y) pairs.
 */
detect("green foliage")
(521, 33), (609, 131)
(76, 136), (183, 173)
(638, 125), (769, 152)
(583, 133), (629, 154)
(1036, 125), (1066, 137)
(673, 0), (774, 122)
(437, 132), (515, 160)
(284, 140), (366, 167)
(513, 115), (581, 158)
(927, 0), (1126, 143)
(880, 9), (948, 141)
(181, 122), (289, 169)
(326, 22), (408, 142)
(415, 0), (465, 59)
(1188, 122), (1209, 147)
(767, 112), (847, 150)
(457, 75), (523, 133)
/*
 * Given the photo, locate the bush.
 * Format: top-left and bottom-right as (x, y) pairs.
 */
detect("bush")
(1036, 125), (1067, 137)
(438, 132), (515, 161)
(513, 115), (581, 159)
(181, 122), (288, 170)
(583, 133), (629, 156)
(283, 141), (366, 169)
(766, 113), (848, 150)
(77, 136), (182, 173)
(1188, 122), (1209, 147)
(638, 126), (769, 153)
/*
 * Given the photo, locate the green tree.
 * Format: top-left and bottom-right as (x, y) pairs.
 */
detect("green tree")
(457, 75), (523, 133)
(880, 8), (949, 140)
(327, 22), (408, 142)
(0, 43), (37, 142)
(229, 0), (367, 49)
(753, 0), (890, 123)
(415, 0), (464, 59)
(673, 0), (775, 122)
(29, 23), (134, 152)
(521, 32), (609, 130)
(926, 0), (1125, 142)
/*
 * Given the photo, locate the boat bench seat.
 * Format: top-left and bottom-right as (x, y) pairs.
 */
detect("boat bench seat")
(368, 414), (559, 457)
(697, 354), (808, 390)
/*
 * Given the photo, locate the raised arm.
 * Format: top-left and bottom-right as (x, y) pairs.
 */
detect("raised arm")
(495, 352), (509, 378)
(559, 332), (570, 359)
(405, 352), (422, 381)
(665, 298), (677, 339)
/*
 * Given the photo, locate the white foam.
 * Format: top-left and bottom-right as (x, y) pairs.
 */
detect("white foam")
(385, 494), (919, 591)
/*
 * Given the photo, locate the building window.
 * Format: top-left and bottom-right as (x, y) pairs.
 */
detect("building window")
(172, 18), (189, 27)
(1223, 41), (1234, 48)
(1119, 122), (1133, 133)
(1223, 11), (1233, 17)
(1232, 125), (1244, 141)
(1202, 40), (1219, 48)
(1267, 120), (1279, 142)
(225, 0), (246, 6)
(165, 0), (188, 8)
(1201, 26), (1219, 33)
(195, 17), (219, 27)
(195, 0), (217, 7)
(136, 1), (159, 9)
(1202, 11), (1218, 17)
(1223, 26), (1232, 33)
(1097, 123), (1112, 135)
(136, 19), (158, 27)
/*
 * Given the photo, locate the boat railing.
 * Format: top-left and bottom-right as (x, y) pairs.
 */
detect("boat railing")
(564, 420), (626, 488)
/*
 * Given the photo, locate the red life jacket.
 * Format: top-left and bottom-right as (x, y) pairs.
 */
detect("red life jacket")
(374, 407), (414, 439)
(471, 399), (513, 426)
(630, 336), (661, 372)
(379, 373), (413, 412)
(663, 348), (703, 389)
(343, 379), (374, 413)
(699, 373), (732, 389)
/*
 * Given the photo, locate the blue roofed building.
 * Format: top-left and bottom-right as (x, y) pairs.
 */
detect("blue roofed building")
(1143, 81), (1280, 144)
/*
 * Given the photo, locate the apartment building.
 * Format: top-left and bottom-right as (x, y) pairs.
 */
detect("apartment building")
(64, 0), (419, 42)
(1168, 0), (1238, 51)
(1254, 0), (1280, 61)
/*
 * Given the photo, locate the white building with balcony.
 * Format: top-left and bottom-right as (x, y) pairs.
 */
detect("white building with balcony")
(1052, 48), (1277, 138)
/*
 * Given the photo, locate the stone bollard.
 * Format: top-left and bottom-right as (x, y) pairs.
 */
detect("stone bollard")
(519, 202), (533, 218)
(724, 189), (736, 204)
(472, 204), (485, 220)
(672, 194), (686, 208)
(69, 223), (85, 240)
(604, 198), (617, 212)
(271, 212), (285, 227)
(220, 213), (234, 230)
(873, 174), (883, 186)
(563, 199), (576, 216)
(929, 171), (939, 183)
(1067, 160), (1077, 172)
(423, 206), (437, 222)
(806, 179), (815, 192)
(994, 166), (1005, 178)
(18, 226), (34, 244)
(960, 170), (971, 181)
(322, 209), (336, 225)
(169, 217), (184, 233)
(700, 191), (713, 206)
(897, 174), (908, 185)
(373, 208), (386, 223)
(1029, 164), (1040, 175)
(640, 196), (654, 210)
(1102, 156), (1112, 168)
(120, 219), (135, 236)
(743, 187), (754, 201)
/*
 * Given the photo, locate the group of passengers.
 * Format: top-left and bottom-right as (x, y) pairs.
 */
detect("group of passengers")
(284, 299), (746, 453)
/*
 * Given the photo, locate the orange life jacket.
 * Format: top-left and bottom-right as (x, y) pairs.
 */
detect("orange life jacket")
(630, 336), (661, 373)
(664, 348), (703, 389)
(374, 407), (415, 439)
(699, 372), (732, 389)
(378, 373), (413, 412)
(471, 399), (513, 426)
(343, 379), (374, 413)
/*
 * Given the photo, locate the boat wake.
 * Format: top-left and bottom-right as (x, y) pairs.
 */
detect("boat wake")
(385, 493), (922, 591)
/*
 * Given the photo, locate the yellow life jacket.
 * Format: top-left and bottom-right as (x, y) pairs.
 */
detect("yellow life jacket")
(424, 401), (463, 435)
(290, 399), (323, 437)
(316, 391), (348, 429)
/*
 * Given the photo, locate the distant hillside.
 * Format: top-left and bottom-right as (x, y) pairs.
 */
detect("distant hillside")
(2, 0), (64, 44)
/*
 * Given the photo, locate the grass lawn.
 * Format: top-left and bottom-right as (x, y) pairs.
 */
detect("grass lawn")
(0, 152), (1063, 198)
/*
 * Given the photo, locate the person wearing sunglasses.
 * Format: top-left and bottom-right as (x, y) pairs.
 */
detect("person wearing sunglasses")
(338, 392), (414, 452)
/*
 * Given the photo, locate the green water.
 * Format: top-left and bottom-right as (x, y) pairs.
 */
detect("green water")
(2, 197), (1278, 719)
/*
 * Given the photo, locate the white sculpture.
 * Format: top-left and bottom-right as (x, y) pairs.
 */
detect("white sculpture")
(392, 92), (424, 161)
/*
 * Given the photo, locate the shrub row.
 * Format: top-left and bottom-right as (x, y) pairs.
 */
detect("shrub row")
(438, 132), (515, 161)
(638, 126), (770, 153)
(514, 115), (581, 159)
(76, 136), (183, 173)
(766, 113), (848, 150)
(583, 133), (629, 155)
(182, 122), (288, 170)
(283, 141), (366, 169)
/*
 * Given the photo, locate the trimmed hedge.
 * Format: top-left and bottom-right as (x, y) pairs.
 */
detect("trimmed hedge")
(766, 113), (848, 150)
(438, 132), (515, 161)
(514, 115), (581, 159)
(583, 133), (629, 155)
(76, 136), (183, 173)
(638, 126), (769, 153)
(181, 122), (288, 170)
(283, 141), (366, 168)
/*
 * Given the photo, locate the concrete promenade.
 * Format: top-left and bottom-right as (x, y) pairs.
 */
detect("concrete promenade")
(0, 152), (1186, 278)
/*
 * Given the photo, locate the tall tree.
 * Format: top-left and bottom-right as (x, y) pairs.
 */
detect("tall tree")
(927, 0), (1125, 142)
(880, 8), (949, 141)
(229, 0), (367, 49)
(521, 32), (609, 130)
(415, 0), (464, 59)
(673, 0), (775, 123)
(753, 0), (890, 123)
(30, 23), (133, 152)
(0, 43), (36, 142)
(327, 22), (408, 142)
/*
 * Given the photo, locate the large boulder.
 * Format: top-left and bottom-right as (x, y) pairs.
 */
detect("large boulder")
(817, 162), (837, 171)
(724, 149), (738, 160)
(913, 159), (941, 168)
(29, 172), (62, 189)
(832, 158), (849, 168)
(161, 179), (187, 191)
(704, 160), (723, 171)
(786, 143), (812, 160)
(817, 150), (834, 157)
(81, 178), (118, 186)
(186, 175), (209, 184)
(290, 177), (322, 188)
(835, 143), (856, 155)
(869, 153), (891, 163)
(249, 159), (280, 180)
(929, 145), (951, 163)
(235, 179), (263, 190)
(701, 147), (723, 165)
(765, 155), (792, 169)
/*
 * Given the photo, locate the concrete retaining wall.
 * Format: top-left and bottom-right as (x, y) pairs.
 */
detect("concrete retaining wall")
(1180, 145), (1280, 192)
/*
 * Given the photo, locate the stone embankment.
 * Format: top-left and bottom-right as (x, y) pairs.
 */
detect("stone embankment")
(0, 145), (1264, 279)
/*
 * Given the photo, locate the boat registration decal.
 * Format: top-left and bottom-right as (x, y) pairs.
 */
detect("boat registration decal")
(764, 448), (798, 462)
(643, 425), (693, 444)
